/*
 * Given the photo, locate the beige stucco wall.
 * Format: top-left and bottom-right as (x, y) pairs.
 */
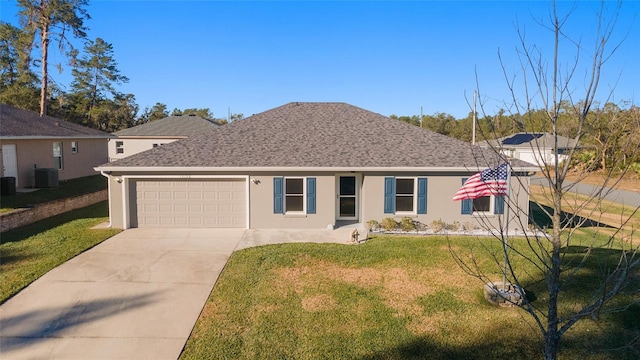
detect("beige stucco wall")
(362, 173), (531, 232)
(104, 170), (532, 231)
(247, 172), (336, 229)
(108, 138), (181, 161)
(1, 138), (108, 188)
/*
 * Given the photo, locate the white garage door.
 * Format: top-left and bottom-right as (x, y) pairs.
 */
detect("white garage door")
(133, 179), (246, 228)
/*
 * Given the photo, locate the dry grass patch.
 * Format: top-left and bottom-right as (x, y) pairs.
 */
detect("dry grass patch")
(181, 237), (639, 360)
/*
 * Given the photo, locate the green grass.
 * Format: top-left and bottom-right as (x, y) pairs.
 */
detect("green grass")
(0, 201), (121, 304)
(181, 235), (639, 360)
(0, 175), (107, 213)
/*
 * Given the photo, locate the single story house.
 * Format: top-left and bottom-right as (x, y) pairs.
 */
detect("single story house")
(477, 132), (578, 167)
(1, 103), (112, 189)
(108, 114), (220, 161)
(96, 102), (537, 230)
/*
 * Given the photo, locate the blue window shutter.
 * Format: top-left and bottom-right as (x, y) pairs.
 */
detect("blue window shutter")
(417, 177), (427, 214)
(494, 195), (505, 215)
(307, 177), (316, 214)
(461, 178), (473, 215)
(273, 177), (283, 214)
(384, 177), (395, 214)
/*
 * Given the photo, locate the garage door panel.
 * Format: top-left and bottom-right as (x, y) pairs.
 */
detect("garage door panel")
(134, 179), (246, 228)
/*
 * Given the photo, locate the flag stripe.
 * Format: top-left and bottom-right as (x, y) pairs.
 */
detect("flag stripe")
(452, 163), (509, 201)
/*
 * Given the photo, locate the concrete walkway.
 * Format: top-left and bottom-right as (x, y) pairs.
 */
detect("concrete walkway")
(0, 228), (245, 360)
(236, 227), (366, 250)
(0, 226), (364, 359)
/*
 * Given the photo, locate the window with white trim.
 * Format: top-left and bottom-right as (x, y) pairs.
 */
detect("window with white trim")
(53, 142), (63, 170)
(384, 177), (427, 215)
(472, 196), (493, 214)
(273, 177), (316, 215)
(285, 177), (305, 213)
(460, 177), (504, 216)
(395, 178), (416, 213)
(71, 141), (78, 153)
(116, 141), (124, 154)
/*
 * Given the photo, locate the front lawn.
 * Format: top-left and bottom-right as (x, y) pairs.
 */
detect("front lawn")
(0, 174), (107, 213)
(181, 235), (639, 360)
(0, 201), (120, 303)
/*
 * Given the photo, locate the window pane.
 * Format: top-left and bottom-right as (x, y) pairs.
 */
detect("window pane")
(473, 196), (491, 212)
(53, 142), (62, 157)
(396, 196), (413, 212)
(340, 197), (356, 217)
(396, 178), (414, 195)
(340, 177), (356, 196)
(286, 195), (304, 212)
(285, 178), (303, 195)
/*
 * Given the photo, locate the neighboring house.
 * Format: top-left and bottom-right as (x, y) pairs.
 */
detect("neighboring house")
(0, 104), (112, 189)
(96, 102), (537, 230)
(477, 132), (578, 167)
(108, 114), (220, 161)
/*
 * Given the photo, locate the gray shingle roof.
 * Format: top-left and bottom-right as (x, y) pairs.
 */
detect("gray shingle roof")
(113, 115), (219, 137)
(102, 102), (532, 169)
(0, 103), (112, 138)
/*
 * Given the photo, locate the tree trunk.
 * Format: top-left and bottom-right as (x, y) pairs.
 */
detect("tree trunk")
(39, 12), (49, 116)
(544, 189), (563, 360)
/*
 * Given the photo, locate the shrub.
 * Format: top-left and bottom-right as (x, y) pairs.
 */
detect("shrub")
(462, 222), (478, 231)
(400, 217), (416, 232)
(445, 221), (460, 231)
(381, 218), (398, 231)
(430, 219), (446, 233)
(366, 220), (379, 231)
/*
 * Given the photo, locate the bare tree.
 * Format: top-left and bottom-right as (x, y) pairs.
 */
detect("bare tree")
(454, 2), (640, 359)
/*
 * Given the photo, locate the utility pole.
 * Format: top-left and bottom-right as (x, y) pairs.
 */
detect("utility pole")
(472, 90), (477, 145)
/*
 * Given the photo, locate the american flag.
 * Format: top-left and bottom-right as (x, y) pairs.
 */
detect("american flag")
(452, 163), (509, 201)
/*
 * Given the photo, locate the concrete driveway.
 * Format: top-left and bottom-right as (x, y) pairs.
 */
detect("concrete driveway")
(0, 228), (245, 360)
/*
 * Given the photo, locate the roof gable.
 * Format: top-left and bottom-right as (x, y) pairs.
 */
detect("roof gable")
(103, 102), (529, 169)
(0, 104), (111, 138)
(113, 115), (220, 137)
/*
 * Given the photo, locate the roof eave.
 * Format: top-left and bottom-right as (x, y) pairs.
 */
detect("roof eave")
(1, 135), (114, 140)
(94, 165), (540, 173)
(110, 135), (188, 139)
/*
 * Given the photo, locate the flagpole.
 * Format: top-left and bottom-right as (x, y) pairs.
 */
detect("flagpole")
(502, 160), (512, 291)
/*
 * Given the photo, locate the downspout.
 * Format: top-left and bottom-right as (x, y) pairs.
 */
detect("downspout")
(99, 170), (112, 228)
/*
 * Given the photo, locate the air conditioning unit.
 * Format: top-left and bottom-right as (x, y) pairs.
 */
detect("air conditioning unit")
(0, 177), (16, 195)
(34, 168), (59, 188)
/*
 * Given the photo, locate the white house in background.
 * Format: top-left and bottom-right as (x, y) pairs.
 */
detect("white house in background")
(477, 132), (579, 167)
(108, 114), (220, 161)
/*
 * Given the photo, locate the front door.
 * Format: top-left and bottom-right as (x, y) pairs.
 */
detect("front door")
(2, 144), (18, 187)
(337, 175), (359, 220)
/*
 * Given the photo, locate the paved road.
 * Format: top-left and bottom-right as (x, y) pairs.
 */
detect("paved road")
(531, 177), (640, 208)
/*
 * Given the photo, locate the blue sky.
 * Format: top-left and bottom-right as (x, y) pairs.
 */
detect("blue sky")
(1, 0), (638, 119)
